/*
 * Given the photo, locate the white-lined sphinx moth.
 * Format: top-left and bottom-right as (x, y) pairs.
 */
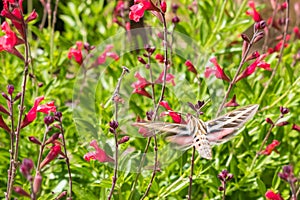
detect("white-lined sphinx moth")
(133, 104), (259, 159)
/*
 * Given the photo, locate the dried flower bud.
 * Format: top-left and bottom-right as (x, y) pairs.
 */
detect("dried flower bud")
(7, 85), (14, 95)
(280, 106), (289, 115)
(218, 186), (224, 191)
(255, 20), (266, 30)
(118, 136), (130, 144)
(109, 120), (119, 129)
(266, 118), (274, 125)
(44, 116), (54, 125)
(253, 31), (264, 43)
(138, 56), (147, 65)
(146, 110), (154, 120)
(33, 173), (42, 194)
(28, 136), (41, 145)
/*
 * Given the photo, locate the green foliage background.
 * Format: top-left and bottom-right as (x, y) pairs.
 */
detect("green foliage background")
(0, 0), (299, 199)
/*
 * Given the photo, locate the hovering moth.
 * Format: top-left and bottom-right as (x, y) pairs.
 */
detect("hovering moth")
(133, 104), (259, 159)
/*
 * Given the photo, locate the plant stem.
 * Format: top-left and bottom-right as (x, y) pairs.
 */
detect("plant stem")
(108, 67), (129, 200)
(142, 13), (169, 199)
(216, 29), (259, 117)
(188, 147), (195, 200)
(6, 93), (15, 195)
(258, 0), (290, 104)
(58, 119), (73, 200)
(250, 114), (282, 170)
(5, 11), (31, 199)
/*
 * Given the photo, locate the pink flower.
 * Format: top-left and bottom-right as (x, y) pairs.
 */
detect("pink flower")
(84, 140), (114, 163)
(268, 35), (291, 54)
(265, 190), (283, 200)
(155, 53), (164, 63)
(68, 41), (83, 65)
(21, 96), (57, 128)
(294, 26), (300, 39)
(40, 144), (61, 169)
(159, 101), (184, 123)
(236, 54), (271, 82)
(131, 72), (151, 89)
(204, 57), (230, 82)
(97, 44), (119, 65)
(133, 88), (152, 99)
(260, 140), (280, 155)
(129, 0), (159, 22)
(224, 94), (239, 107)
(246, 1), (262, 22)
(0, 21), (23, 59)
(155, 71), (176, 86)
(185, 60), (197, 74)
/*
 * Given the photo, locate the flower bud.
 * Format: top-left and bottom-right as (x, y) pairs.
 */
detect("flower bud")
(253, 31), (264, 43)
(33, 173), (42, 194)
(2, 92), (9, 101)
(54, 111), (63, 121)
(138, 56), (147, 65)
(172, 3), (179, 13)
(7, 85), (14, 95)
(292, 124), (300, 132)
(14, 92), (22, 101)
(44, 116), (54, 125)
(266, 118), (274, 125)
(276, 121), (289, 127)
(280, 106), (289, 115)
(28, 136), (41, 145)
(45, 132), (60, 145)
(118, 136), (130, 144)
(13, 186), (30, 197)
(160, 1), (167, 13)
(20, 158), (34, 180)
(172, 16), (180, 23)
(241, 34), (250, 43)
(255, 20), (266, 30)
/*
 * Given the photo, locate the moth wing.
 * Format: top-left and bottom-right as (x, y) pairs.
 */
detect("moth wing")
(205, 104), (259, 145)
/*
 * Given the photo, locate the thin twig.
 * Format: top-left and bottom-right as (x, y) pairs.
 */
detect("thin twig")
(258, 0), (290, 104)
(108, 67), (129, 200)
(58, 119), (73, 200)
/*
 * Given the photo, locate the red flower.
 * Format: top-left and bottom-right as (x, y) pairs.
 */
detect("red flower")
(97, 44), (119, 65)
(204, 57), (230, 82)
(0, 21), (23, 59)
(245, 1), (262, 22)
(268, 35), (291, 54)
(132, 72), (151, 89)
(40, 144), (61, 169)
(0, 115), (11, 132)
(129, 0), (159, 22)
(21, 96), (56, 128)
(185, 60), (197, 74)
(133, 88), (152, 99)
(155, 53), (164, 63)
(236, 54), (270, 82)
(224, 94), (239, 107)
(159, 101), (184, 123)
(84, 140), (114, 163)
(160, 1), (167, 13)
(68, 41), (83, 65)
(260, 140), (280, 155)
(265, 190), (283, 200)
